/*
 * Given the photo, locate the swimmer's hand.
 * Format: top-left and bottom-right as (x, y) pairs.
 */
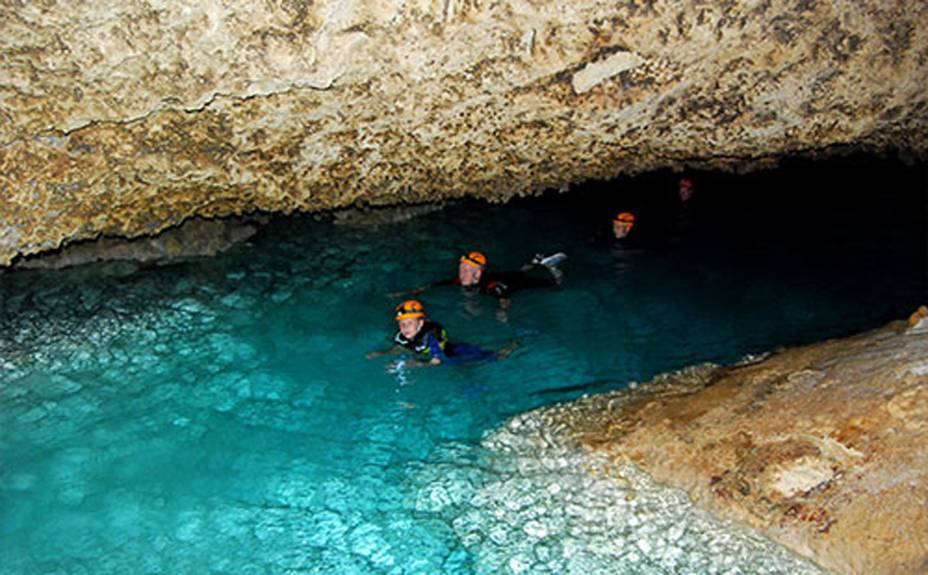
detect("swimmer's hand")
(496, 338), (521, 360)
(429, 357), (442, 365)
(387, 285), (429, 298)
(367, 347), (401, 359)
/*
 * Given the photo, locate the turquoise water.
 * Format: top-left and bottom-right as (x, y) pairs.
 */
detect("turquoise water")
(1, 160), (925, 573)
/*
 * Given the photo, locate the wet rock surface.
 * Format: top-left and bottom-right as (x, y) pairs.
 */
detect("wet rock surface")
(543, 316), (928, 574)
(2, 0), (927, 264)
(10, 216), (263, 270)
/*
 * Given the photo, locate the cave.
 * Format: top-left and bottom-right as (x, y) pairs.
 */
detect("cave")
(2, 2), (927, 574)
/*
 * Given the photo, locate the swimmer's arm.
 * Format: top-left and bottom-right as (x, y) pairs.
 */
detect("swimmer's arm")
(387, 278), (455, 298)
(426, 333), (449, 365)
(365, 346), (403, 359)
(387, 285), (430, 298)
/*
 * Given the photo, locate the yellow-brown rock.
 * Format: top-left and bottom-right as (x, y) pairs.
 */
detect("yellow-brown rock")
(2, 1), (927, 265)
(545, 317), (928, 574)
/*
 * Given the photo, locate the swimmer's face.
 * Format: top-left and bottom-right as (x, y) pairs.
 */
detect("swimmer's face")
(679, 180), (693, 202)
(613, 221), (633, 239)
(458, 262), (482, 286)
(398, 317), (424, 339)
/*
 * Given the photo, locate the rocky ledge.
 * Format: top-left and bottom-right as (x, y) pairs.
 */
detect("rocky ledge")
(540, 308), (928, 574)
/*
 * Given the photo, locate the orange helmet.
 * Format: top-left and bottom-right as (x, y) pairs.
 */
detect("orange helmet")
(459, 251), (487, 270)
(395, 299), (426, 321)
(613, 212), (635, 226)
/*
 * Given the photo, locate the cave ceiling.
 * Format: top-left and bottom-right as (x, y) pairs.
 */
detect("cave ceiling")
(1, 0), (926, 264)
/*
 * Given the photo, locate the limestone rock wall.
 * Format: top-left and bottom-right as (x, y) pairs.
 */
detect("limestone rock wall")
(550, 315), (928, 574)
(2, 0), (927, 265)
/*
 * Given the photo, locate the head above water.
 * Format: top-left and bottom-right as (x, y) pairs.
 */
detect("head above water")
(612, 212), (635, 239)
(679, 177), (694, 202)
(395, 299), (426, 338)
(458, 251), (487, 286)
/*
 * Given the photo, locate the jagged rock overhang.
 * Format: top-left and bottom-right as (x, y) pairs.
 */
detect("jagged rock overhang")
(2, 0), (927, 265)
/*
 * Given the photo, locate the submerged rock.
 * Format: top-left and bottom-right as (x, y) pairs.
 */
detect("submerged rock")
(411, 413), (825, 574)
(545, 311), (928, 574)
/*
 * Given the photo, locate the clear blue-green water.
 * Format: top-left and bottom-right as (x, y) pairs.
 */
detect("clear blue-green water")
(1, 160), (925, 574)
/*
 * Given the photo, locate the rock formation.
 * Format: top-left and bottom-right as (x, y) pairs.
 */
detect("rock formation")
(2, 0), (927, 265)
(544, 314), (928, 574)
(11, 216), (262, 269)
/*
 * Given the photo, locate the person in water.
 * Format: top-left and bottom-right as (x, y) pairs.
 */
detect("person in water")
(612, 212), (636, 240)
(392, 250), (566, 302)
(366, 299), (514, 365)
(390, 250), (565, 322)
(678, 177), (694, 203)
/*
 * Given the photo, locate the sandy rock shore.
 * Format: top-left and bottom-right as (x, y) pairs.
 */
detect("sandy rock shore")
(541, 310), (928, 574)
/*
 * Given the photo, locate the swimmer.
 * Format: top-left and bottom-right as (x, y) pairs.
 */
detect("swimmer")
(366, 299), (518, 365)
(679, 177), (694, 203)
(612, 212), (636, 240)
(391, 250), (566, 302)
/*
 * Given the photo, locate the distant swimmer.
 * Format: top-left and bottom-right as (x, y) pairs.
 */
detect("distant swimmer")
(586, 210), (643, 248)
(612, 212), (636, 240)
(366, 299), (517, 365)
(678, 177), (694, 203)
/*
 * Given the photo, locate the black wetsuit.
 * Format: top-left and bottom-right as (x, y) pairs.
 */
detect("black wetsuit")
(435, 269), (557, 299)
(394, 320), (452, 360)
